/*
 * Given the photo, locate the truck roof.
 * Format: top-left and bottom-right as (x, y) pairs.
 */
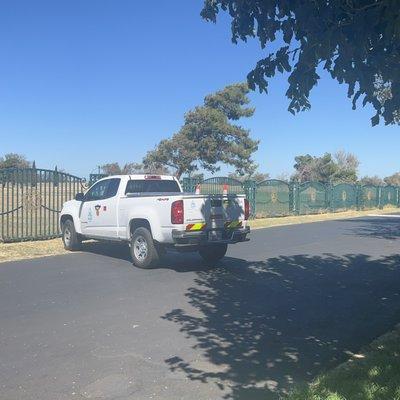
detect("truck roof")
(97, 174), (177, 181)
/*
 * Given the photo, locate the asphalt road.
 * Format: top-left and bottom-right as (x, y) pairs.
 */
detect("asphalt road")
(1, 216), (400, 400)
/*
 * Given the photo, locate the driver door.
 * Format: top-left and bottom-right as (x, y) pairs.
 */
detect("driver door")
(80, 178), (120, 238)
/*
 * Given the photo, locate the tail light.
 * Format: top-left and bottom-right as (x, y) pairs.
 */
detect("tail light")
(244, 199), (250, 220)
(171, 200), (184, 224)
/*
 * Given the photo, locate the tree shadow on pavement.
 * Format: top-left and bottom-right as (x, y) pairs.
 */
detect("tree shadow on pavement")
(163, 253), (400, 400)
(344, 217), (400, 240)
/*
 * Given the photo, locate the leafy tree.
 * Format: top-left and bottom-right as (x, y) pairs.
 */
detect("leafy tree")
(143, 132), (198, 178)
(101, 162), (169, 176)
(359, 175), (384, 186)
(143, 83), (259, 178)
(333, 150), (359, 183)
(384, 172), (400, 186)
(101, 162), (142, 175)
(0, 153), (31, 169)
(292, 151), (359, 183)
(292, 153), (337, 182)
(228, 171), (269, 182)
(201, 1), (400, 125)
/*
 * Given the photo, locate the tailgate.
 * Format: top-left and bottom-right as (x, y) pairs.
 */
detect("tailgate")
(183, 194), (246, 229)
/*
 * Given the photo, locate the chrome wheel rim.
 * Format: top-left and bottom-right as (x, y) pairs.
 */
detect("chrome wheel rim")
(64, 227), (71, 245)
(133, 235), (148, 262)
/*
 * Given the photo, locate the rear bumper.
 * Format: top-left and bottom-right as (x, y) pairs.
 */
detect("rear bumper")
(172, 226), (250, 247)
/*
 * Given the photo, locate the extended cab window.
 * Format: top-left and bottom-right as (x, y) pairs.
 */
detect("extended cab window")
(105, 178), (121, 198)
(125, 179), (180, 194)
(85, 178), (120, 201)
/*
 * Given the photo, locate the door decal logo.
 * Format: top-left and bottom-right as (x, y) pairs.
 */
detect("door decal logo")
(88, 209), (93, 222)
(95, 205), (101, 216)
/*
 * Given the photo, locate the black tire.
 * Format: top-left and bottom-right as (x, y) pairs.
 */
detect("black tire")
(199, 243), (228, 265)
(130, 227), (159, 269)
(62, 219), (81, 251)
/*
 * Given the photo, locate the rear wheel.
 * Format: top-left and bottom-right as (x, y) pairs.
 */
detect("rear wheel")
(130, 227), (159, 269)
(62, 219), (81, 251)
(198, 243), (228, 265)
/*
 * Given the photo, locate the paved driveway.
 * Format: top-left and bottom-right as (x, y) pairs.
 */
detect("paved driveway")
(1, 216), (400, 399)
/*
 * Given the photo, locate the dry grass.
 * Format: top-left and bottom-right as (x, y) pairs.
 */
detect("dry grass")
(0, 207), (399, 264)
(0, 238), (67, 263)
(248, 207), (399, 229)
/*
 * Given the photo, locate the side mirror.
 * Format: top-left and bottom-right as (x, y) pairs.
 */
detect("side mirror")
(75, 192), (85, 202)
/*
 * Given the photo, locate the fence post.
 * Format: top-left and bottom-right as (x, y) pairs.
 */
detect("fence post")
(31, 161), (37, 187)
(244, 180), (256, 218)
(397, 186), (400, 208)
(356, 184), (361, 210)
(327, 182), (333, 212)
(290, 181), (300, 215)
(289, 182), (294, 214)
(378, 186), (382, 209)
(54, 166), (59, 187)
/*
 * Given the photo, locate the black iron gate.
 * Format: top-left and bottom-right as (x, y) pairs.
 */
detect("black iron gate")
(0, 166), (85, 242)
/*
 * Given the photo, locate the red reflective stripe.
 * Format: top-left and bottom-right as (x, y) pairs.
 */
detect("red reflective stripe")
(186, 223), (206, 231)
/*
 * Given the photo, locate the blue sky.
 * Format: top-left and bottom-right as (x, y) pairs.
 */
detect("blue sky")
(1, 0), (399, 179)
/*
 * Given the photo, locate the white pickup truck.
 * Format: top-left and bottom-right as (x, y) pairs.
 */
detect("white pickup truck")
(60, 174), (250, 268)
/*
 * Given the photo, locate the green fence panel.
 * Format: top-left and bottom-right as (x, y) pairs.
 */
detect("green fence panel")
(398, 187), (400, 207)
(331, 183), (357, 211)
(0, 167), (84, 242)
(381, 186), (397, 207)
(244, 180), (257, 218)
(360, 185), (379, 209)
(255, 179), (291, 217)
(181, 177), (203, 193)
(89, 173), (108, 186)
(298, 181), (328, 215)
(198, 177), (245, 195)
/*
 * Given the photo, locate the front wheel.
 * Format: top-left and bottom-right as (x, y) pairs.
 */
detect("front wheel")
(198, 243), (228, 265)
(62, 219), (81, 251)
(130, 227), (159, 269)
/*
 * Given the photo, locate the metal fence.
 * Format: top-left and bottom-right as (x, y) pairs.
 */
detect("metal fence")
(182, 177), (400, 218)
(255, 179), (291, 217)
(89, 173), (108, 185)
(1, 171), (399, 242)
(0, 167), (85, 242)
